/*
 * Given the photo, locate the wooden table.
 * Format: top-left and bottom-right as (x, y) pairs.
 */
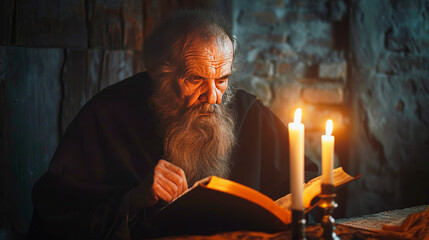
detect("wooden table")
(148, 205), (428, 240)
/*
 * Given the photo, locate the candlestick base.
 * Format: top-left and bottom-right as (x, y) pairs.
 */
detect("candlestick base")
(291, 210), (306, 240)
(319, 184), (340, 240)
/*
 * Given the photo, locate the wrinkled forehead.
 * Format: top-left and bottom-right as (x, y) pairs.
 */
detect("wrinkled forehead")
(182, 33), (234, 65)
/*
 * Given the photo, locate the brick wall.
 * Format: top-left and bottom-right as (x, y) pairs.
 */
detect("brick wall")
(233, 0), (348, 174)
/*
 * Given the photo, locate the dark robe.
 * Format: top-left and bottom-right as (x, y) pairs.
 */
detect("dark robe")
(27, 72), (317, 240)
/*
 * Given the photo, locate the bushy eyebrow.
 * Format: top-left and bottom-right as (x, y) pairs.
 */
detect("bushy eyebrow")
(218, 74), (231, 80)
(187, 74), (231, 80)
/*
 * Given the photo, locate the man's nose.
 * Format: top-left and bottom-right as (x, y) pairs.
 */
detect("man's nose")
(200, 80), (217, 105)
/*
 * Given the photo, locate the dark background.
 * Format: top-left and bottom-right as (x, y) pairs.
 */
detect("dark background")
(1, 0), (428, 237)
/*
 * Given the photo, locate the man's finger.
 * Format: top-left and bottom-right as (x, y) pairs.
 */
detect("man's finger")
(155, 163), (183, 194)
(178, 168), (188, 191)
(168, 161), (189, 191)
(157, 160), (187, 193)
(154, 168), (180, 197)
(152, 182), (174, 202)
(159, 160), (188, 182)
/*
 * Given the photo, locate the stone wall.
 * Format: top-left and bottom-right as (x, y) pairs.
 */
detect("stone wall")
(346, 0), (429, 216)
(232, 0), (348, 181)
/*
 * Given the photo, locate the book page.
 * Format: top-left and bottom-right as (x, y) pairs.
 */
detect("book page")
(337, 205), (427, 232)
(275, 167), (359, 211)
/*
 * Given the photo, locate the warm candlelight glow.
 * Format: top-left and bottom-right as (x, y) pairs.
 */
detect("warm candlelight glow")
(294, 108), (302, 123)
(326, 119), (333, 136)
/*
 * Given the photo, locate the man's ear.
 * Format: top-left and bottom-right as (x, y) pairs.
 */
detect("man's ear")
(176, 76), (186, 99)
(171, 61), (186, 98)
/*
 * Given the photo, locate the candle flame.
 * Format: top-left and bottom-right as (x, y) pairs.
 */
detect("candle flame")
(326, 119), (333, 136)
(294, 108), (302, 123)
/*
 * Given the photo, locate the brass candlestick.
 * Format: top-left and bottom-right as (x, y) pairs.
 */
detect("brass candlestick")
(291, 210), (306, 240)
(318, 184), (340, 240)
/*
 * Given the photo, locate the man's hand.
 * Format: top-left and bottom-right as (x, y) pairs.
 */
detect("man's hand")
(151, 160), (188, 204)
(129, 160), (188, 216)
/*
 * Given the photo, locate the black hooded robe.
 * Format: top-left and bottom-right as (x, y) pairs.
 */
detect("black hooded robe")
(27, 72), (317, 240)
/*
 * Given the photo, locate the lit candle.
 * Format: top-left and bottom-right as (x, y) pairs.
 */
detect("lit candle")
(321, 119), (334, 185)
(288, 108), (304, 210)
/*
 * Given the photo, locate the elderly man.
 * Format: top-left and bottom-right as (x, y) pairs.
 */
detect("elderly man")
(28, 11), (317, 240)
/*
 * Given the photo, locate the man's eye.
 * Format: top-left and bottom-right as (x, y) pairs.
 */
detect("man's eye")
(187, 78), (202, 85)
(217, 79), (227, 85)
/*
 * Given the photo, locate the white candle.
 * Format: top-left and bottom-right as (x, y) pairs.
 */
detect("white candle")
(321, 119), (334, 185)
(288, 108), (304, 210)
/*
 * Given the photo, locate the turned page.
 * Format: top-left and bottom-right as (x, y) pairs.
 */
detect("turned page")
(275, 167), (359, 211)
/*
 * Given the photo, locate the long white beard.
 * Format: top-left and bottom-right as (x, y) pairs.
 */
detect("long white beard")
(150, 74), (236, 186)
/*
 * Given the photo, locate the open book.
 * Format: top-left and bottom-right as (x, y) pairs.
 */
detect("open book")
(148, 167), (360, 237)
